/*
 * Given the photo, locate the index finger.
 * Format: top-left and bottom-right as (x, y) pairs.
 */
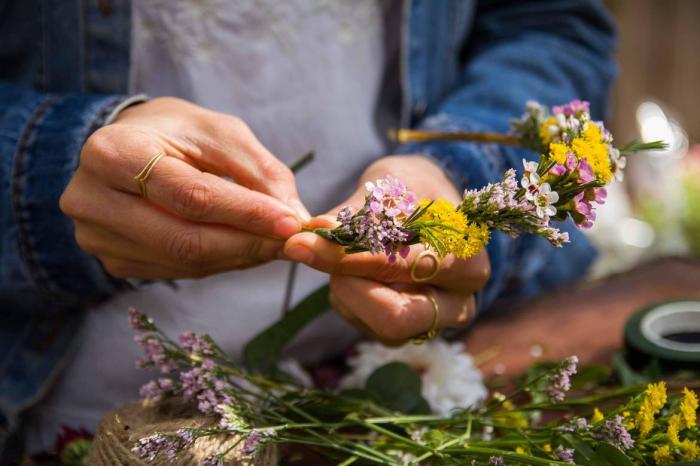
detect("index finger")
(284, 231), (490, 292)
(89, 142), (303, 239)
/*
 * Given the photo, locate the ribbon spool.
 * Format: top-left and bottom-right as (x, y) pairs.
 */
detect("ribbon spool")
(624, 300), (700, 372)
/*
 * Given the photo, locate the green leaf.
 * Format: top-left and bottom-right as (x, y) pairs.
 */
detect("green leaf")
(365, 362), (423, 413)
(618, 139), (667, 155)
(592, 443), (632, 466)
(243, 285), (330, 373)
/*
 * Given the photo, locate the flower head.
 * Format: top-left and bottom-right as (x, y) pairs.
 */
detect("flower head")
(340, 339), (486, 416)
(415, 199), (489, 259)
(547, 355), (578, 402)
(599, 415), (635, 451)
(555, 445), (575, 463)
(635, 381), (667, 436)
(680, 387), (698, 429)
(128, 306), (155, 331)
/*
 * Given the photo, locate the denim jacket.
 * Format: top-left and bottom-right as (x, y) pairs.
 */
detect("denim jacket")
(0, 0), (616, 452)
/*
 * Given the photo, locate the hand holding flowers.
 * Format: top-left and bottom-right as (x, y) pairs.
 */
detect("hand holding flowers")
(284, 156), (489, 344)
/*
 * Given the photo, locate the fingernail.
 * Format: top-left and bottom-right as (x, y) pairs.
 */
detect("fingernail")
(274, 216), (301, 238)
(288, 198), (311, 222)
(284, 245), (314, 264)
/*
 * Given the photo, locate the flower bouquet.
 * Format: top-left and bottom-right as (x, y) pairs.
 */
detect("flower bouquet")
(125, 308), (699, 466)
(315, 100), (664, 262)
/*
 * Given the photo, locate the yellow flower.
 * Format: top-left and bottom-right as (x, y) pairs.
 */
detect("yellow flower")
(591, 407), (604, 423)
(636, 381), (667, 436)
(571, 137), (612, 182)
(680, 387), (698, 429)
(515, 447), (526, 455)
(653, 445), (674, 465)
(539, 116), (558, 144)
(416, 199), (489, 259)
(583, 122), (603, 143)
(548, 142), (569, 165)
(668, 414), (682, 444)
(543, 444), (552, 453)
(680, 439), (700, 461)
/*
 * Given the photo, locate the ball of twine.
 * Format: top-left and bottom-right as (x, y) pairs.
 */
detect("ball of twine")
(88, 398), (277, 466)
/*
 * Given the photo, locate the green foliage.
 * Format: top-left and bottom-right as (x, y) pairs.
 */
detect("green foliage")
(364, 362), (429, 414)
(243, 285), (330, 373)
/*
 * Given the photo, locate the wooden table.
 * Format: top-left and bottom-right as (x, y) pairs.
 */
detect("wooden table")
(465, 257), (700, 378)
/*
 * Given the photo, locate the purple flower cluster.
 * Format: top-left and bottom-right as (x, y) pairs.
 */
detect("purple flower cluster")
(552, 99), (590, 117)
(128, 306), (155, 331)
(555, 445), (575, 463)
(179, 331), (214, 356)
(139, 377), (176, 402)
(598, 415), (634, 451)
(131, 429), (194, 461)
(547, 356), (578, 402)
(336, 175), (417, 263)
(134, 335), (176, 373)
(180, 358), (232, 415)
(559, 417), (589, 433)
(488, 456), (505, 466)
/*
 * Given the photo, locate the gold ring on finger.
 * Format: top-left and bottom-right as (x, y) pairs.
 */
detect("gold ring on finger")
(133, 151), (165, 199)
(410, 290), (440, 345)
(410, 250), (441, 283)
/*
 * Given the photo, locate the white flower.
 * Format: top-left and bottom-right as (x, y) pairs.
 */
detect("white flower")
(340, 339), (486, 416)
(532, 183), (559, 218)
(521, 159), (541, 193)
(609, 147), (626, 182)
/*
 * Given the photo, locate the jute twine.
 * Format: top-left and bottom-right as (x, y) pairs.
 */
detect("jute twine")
(88, 398), (277, 466)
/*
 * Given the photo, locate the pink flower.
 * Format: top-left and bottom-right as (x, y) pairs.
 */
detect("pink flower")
(572, 192), (596, 228)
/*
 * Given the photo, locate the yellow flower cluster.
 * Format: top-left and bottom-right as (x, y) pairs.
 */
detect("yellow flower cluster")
(636, 381), (667, 436)
(542, 120), (613, 182)
(539, 116), (558, 145)
(680, 387), (699, 428)
(416, 199), (490, 259)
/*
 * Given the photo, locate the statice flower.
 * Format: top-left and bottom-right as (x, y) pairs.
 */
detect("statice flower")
(547, 356), (578, 402)
(180, 364), (232, 415)
(555, 445), (575, 463)
(128, 306), (155, 331)
(179, 331), (214, 356)
(488, 456), (505, 466)
(134, 335), (175, 373)
(332, 175), (417, 263)
(559, 417), (589, 433)
(139, 377), (176, 402)
(132, 433), (181, 461)
(598, 415), (635, 451)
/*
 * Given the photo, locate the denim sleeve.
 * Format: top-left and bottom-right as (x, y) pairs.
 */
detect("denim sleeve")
(399, 0), (617, 312)
(0, 82), (141, 315)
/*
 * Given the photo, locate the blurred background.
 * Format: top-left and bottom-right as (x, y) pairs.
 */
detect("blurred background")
(586, 0), (700, 276)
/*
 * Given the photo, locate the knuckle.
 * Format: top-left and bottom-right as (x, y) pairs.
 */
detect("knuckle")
(173, 181), (214, 220)
(240, 237), (264, 263)
(379, 310), (411, 341)
(166, 229), (206, 265)
(260, 157), (294, 183)
(374, 261), (405, 283)
(82, 126), (121, 166)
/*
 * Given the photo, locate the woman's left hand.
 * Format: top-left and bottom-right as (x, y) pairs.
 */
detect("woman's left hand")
(284, 155), (491, 345)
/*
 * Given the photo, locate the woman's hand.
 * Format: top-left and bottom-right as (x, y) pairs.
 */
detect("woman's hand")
(284, 156), (490, 345)
(60, 97), (309, 279)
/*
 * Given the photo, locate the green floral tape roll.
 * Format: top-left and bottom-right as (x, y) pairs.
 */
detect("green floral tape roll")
(624, 300), (700, 372)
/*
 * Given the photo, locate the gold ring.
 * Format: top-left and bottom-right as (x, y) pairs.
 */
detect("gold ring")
(133, 152), (165, 199)
(410, 250), (441, 282)
(410, 290), (440, 345)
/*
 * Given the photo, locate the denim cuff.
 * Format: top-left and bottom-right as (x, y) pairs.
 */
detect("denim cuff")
(10, 92), (138, 301)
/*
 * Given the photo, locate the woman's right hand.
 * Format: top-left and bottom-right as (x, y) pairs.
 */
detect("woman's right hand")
(60, 97), (309, 280)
